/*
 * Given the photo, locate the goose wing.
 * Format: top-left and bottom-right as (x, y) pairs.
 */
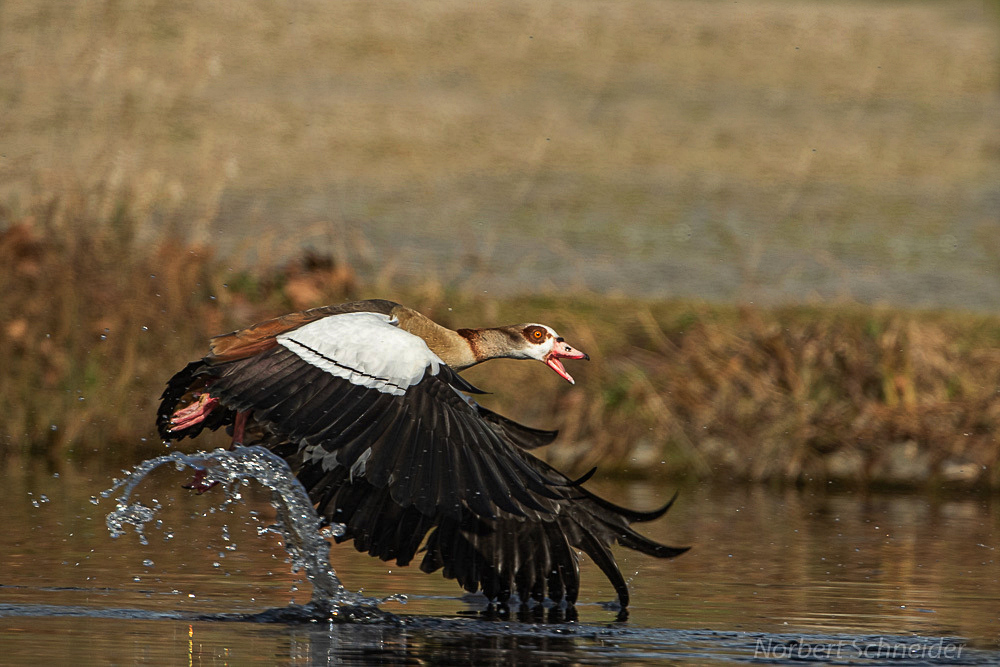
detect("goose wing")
(285, 452), (689, 607)
(473, 404), (559, 450)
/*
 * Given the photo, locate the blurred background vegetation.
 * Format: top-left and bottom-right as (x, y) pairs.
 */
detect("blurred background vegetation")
(1, 0), (998, 489)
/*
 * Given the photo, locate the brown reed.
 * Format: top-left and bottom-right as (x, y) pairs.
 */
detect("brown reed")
(2, 201), (998, 490)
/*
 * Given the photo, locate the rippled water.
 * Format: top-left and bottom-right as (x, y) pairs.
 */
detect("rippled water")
(1, 452), (998, 664)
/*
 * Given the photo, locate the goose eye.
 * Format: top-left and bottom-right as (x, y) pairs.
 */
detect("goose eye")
(527, 326), (545, 342)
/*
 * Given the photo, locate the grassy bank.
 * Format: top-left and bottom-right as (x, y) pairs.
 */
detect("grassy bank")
(3, 208), (999, 491)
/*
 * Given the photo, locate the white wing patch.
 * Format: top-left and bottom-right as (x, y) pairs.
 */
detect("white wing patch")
(277, 311), (442, 396)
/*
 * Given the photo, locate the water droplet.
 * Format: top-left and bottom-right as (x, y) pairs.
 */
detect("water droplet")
(320, 523), (346, 539)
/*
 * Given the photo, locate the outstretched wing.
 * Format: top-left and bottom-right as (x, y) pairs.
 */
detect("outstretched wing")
(285, 452), (688, 607)
(473, 404), (559, 450)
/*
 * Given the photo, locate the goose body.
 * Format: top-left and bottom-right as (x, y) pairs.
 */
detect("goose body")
(158, 299), (687, 610)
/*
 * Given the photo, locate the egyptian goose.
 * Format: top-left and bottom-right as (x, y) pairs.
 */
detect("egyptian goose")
(157, 299), (687, 610)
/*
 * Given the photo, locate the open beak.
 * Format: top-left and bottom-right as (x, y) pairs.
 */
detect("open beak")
(544, 340), (589, 384)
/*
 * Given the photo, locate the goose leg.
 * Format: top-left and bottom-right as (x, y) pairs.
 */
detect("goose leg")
(232, 410), (248, 446)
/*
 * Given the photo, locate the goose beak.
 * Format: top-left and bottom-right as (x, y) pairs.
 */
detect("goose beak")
(545, 341), (589, 384)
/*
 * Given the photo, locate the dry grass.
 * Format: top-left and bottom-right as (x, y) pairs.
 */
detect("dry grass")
(4, 0), (996, 190)
(3, 202), (999, 489)
(521, 303), (1000, 491)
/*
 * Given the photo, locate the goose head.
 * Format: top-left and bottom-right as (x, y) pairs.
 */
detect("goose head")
(510, 324), (589, 384)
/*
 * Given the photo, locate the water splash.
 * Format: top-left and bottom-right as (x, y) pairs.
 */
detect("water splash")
(102, 445), (391, 622)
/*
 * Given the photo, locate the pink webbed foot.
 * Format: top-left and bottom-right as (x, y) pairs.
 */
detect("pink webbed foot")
(169, 392), (219, 432)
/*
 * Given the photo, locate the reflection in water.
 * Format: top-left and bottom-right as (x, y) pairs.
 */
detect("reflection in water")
(0, 457), (997, 663)
(286, 622), (588, 666)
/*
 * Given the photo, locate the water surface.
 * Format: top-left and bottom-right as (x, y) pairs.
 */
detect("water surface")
(1, 456), (997, 664)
